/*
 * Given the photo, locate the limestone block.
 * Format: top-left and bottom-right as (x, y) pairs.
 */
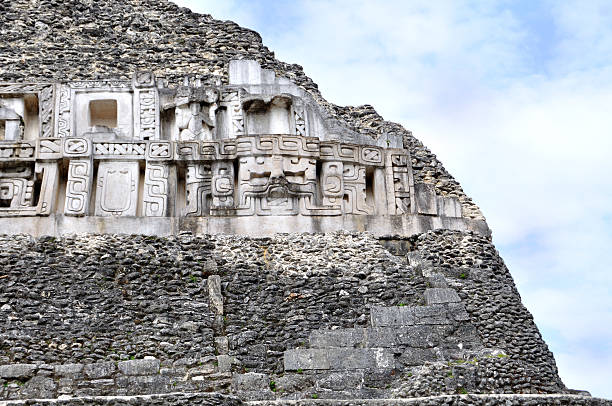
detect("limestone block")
(424, 288), (461, 305)
(448, 303), (471, 322)
(438, 195), (462, 217)
(0, 363), (36, 378)
(371, 305), (452, 327)
(117, 358), (160, 376)
(398, 348), (438, 366)
(216, 355), (232, 373)
(229, 60), (265, 85)
(412, 305), (452, 325)
(54, 363), (84, 377)
(207, 275), (223, 315)
(370, 305), (416, 327)
(95, 161), (140, 216)
(284, 348), (394, 371)
(20, 376), (56, 399)
(426, 273), (449, 288)
(414, 183), (438, 215)
(317, 371), (364, 391)
(309, 328), (362, 348)
(116, 375), (171, 395)
(392, 326), (441, 348)
(83, 361), (116, 379)
(231, 372), (270, 391)
(284, 348), (330, 370)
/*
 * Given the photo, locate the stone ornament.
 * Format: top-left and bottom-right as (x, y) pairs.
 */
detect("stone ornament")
(0, 60), (462, 222)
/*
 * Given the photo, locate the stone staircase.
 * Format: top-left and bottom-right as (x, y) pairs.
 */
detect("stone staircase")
(271, 257), (486, 399)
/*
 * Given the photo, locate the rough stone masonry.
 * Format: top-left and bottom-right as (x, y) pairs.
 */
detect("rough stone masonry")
(0, 0), (610, 405)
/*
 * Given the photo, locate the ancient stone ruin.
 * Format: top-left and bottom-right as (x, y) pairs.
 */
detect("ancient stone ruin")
(0, 0), (609, 405)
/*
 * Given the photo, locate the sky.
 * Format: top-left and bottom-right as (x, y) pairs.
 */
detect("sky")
(174, 0), (612, 398)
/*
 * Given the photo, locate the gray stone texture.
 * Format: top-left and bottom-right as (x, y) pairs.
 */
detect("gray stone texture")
(0, 230), (603, 401)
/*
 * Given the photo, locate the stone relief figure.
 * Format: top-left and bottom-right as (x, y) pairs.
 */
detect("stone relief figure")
(175, 101), (217, 141)
(0, 100), (24, 141)
(173, 86), (218, 141)
(236, 154), (317, 215)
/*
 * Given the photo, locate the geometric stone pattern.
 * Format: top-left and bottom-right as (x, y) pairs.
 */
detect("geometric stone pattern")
(0, 62), (461, 225)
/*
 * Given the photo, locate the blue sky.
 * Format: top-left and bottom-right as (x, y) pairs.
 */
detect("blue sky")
(175, 0), (612, 398)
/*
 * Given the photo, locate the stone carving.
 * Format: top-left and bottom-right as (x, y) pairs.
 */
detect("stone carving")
(0, 178), (33, 208)
(320, 161), (343, 208)
(220, 90), (244, 137)
(137, 89), (158, 140)
(94, 142), (146, 158)
(55, 81), (133, 139)
(95, 161), (139, 216)
(0, 83), (54, 138)
(63, 138), (91, 157)
(388, 152), (413, 215)
(185, 163), (211, 216)
(148, 141), (172, 160)
(0, 142), (35, 160)
(0, 100), (23, 140)
(176, 102), (216, 141)
(0, 68), (465, 226)
(342, 163), (374, 215)
(211, 161), (234, 210)
(37, 138), (62, 160)
(35, 162), (59, 215)
(293, 105), (307, 137)
(236, 155), (317, 216)
(64, 159), (93, 216)
(143, 162), (169, 217)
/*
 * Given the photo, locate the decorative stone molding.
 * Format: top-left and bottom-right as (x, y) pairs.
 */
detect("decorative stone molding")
(0, 61), (464, 233)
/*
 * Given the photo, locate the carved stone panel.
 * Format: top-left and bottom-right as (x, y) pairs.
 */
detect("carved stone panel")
(321, 161), (344, 208)
(343, 163), (373, 215)
(220, 90), (244, 138)
(35, 162), (59, 216)
(185, 163), (211, 216)
(143, 162), (170, 217)
(95, 161), (139, 216)
(0, 178), (34, 208)
(65, 159), (93, 216)
(236, 155), (317, 216)
(211, 161), (234, 210)
(135, 88), (159, 140)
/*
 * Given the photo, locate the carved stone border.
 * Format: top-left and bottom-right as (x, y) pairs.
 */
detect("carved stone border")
(55, 80), (132, 138)
(0, 83), (54, 138)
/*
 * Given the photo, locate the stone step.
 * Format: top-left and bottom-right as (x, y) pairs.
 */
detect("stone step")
(309, 326), (440, 349)
(423, 288), (461, 305)
(284, 348), (394, 371)
(370, 303), (469, 327)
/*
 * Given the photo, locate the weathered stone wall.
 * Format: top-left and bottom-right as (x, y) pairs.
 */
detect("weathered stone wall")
(0, 234), (217, 365)
(0, 231), (573, 401)
(0, 0), (483, 220)
(409, 230), (565, 393)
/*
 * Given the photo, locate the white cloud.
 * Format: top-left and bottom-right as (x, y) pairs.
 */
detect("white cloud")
(177, 0), (612, 398)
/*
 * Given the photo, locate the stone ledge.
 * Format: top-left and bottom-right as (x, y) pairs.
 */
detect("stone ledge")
(0, 393), (609, 406)
(0, 214), (489, 238)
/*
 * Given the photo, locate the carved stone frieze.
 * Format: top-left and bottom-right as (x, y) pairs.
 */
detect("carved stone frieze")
(95, 161), (139, 216)
(64, 159), (93, 216)
(143, 162), (170, 217)
(185, 163), (211, 216)
(0, 70), (465, 225)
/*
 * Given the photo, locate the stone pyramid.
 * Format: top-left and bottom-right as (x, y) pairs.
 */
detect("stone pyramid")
(0, 0), (609, 405)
